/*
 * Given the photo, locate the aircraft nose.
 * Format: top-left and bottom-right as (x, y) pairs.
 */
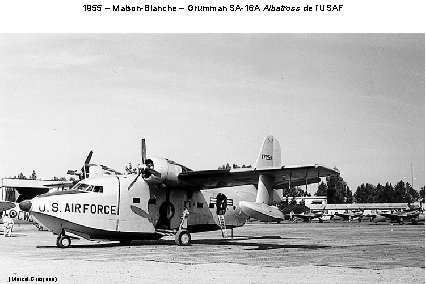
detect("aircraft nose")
(19, 200), (32, 212)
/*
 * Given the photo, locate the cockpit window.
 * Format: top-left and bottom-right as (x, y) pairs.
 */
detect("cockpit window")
(72, 183), (103, 193)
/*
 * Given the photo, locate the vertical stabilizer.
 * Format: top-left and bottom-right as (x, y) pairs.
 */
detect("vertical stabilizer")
(254, 135), (282, 169)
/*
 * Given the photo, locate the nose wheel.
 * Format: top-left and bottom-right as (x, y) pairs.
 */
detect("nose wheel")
(56, 235), (71, 248)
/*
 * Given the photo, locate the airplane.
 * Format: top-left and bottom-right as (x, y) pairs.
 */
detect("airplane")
(292, 211), (326, 223)
(19, 135), (340, 247)
(333, 210), (365, 222)
(0, 179), (73, 227)
(374, 210), (425, 225)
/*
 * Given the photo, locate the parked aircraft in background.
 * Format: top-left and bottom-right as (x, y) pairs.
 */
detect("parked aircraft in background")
(292, 211), (328, 223)
(334, 210), (365, 222)
(1, 151), (118, 225)
(374, 210), (425, 225)
(19, 135), (340, 247)
(1, 179), (72, 226)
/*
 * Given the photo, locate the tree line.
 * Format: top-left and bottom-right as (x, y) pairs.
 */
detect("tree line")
(218, 163), (252, 170)
(277, 176), (424, 204)
(10, 170), (71, 181)
(352, 182), (423, 204)
(313, 176), (424, 204)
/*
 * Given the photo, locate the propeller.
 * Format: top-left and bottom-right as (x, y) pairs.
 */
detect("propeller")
(128, 139), (149, 190)
(128, 139), (161, 190)
(67, 151), (93, 181)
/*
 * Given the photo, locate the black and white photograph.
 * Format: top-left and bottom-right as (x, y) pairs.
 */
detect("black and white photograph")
(0, 3), (425, 284)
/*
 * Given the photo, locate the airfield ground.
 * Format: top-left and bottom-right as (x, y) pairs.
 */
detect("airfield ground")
(0, 221), (424, 284)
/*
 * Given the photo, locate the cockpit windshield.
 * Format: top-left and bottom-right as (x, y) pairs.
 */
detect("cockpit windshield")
(72, 183), (103, 193)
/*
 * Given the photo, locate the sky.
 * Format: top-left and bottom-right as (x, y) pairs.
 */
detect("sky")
(0, 34), (424, 193)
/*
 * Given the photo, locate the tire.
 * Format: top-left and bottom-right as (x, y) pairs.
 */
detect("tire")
(56, 235), (71, 248)
(175, 230), (191, 246)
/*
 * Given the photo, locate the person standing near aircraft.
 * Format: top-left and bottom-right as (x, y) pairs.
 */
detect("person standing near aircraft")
(216, 193), (227, 237)
(3, 214), (14, 237)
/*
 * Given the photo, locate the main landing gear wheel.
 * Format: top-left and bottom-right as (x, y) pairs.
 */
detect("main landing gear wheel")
(175, 229), (191, 246)
(56, 235), (71, 248)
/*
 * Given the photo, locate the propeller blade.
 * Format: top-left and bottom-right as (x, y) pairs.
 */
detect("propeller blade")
(81, 151), (93, 179)
(85, 151), (93, 165)
(128, 171), (142, 190)
(141, 139), (146, 165)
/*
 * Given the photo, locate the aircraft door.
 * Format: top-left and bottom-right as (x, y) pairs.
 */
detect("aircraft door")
(155, 189), (175, 230)
(215, 193), (228, 236)
(216, 193), (227, 216)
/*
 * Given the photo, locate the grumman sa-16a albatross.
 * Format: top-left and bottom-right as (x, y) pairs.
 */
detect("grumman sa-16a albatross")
(19, 136), (339, 247)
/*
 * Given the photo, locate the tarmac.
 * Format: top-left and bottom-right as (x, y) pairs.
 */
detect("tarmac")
(1, 221), (424, 283)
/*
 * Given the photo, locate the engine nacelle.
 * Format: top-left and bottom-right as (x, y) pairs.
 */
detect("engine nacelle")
(143, 156), (190, 187)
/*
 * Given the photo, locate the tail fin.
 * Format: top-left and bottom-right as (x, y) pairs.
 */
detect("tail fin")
(254, 135), (282, 169)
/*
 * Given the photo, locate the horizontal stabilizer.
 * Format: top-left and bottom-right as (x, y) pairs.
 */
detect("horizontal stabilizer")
(239, 201), (284, 222)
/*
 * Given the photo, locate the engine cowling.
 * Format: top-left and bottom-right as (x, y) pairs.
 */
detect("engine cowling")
(143, 156), (191, 187)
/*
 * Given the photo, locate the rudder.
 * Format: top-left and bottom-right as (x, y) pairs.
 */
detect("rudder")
(254, 135), (281, 169)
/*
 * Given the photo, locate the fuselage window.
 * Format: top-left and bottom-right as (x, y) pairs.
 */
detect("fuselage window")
(73, 183), (89, 191)
(93, 186), (103, 193)
(85, 185), (94, 192)
(197, 202), (204, 208)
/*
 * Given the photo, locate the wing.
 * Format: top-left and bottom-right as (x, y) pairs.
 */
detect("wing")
(178, 164), (339, 189)
(0, 201), (16, 213)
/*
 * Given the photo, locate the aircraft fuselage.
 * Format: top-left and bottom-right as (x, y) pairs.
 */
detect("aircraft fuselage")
(23, 175), (262, 241)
